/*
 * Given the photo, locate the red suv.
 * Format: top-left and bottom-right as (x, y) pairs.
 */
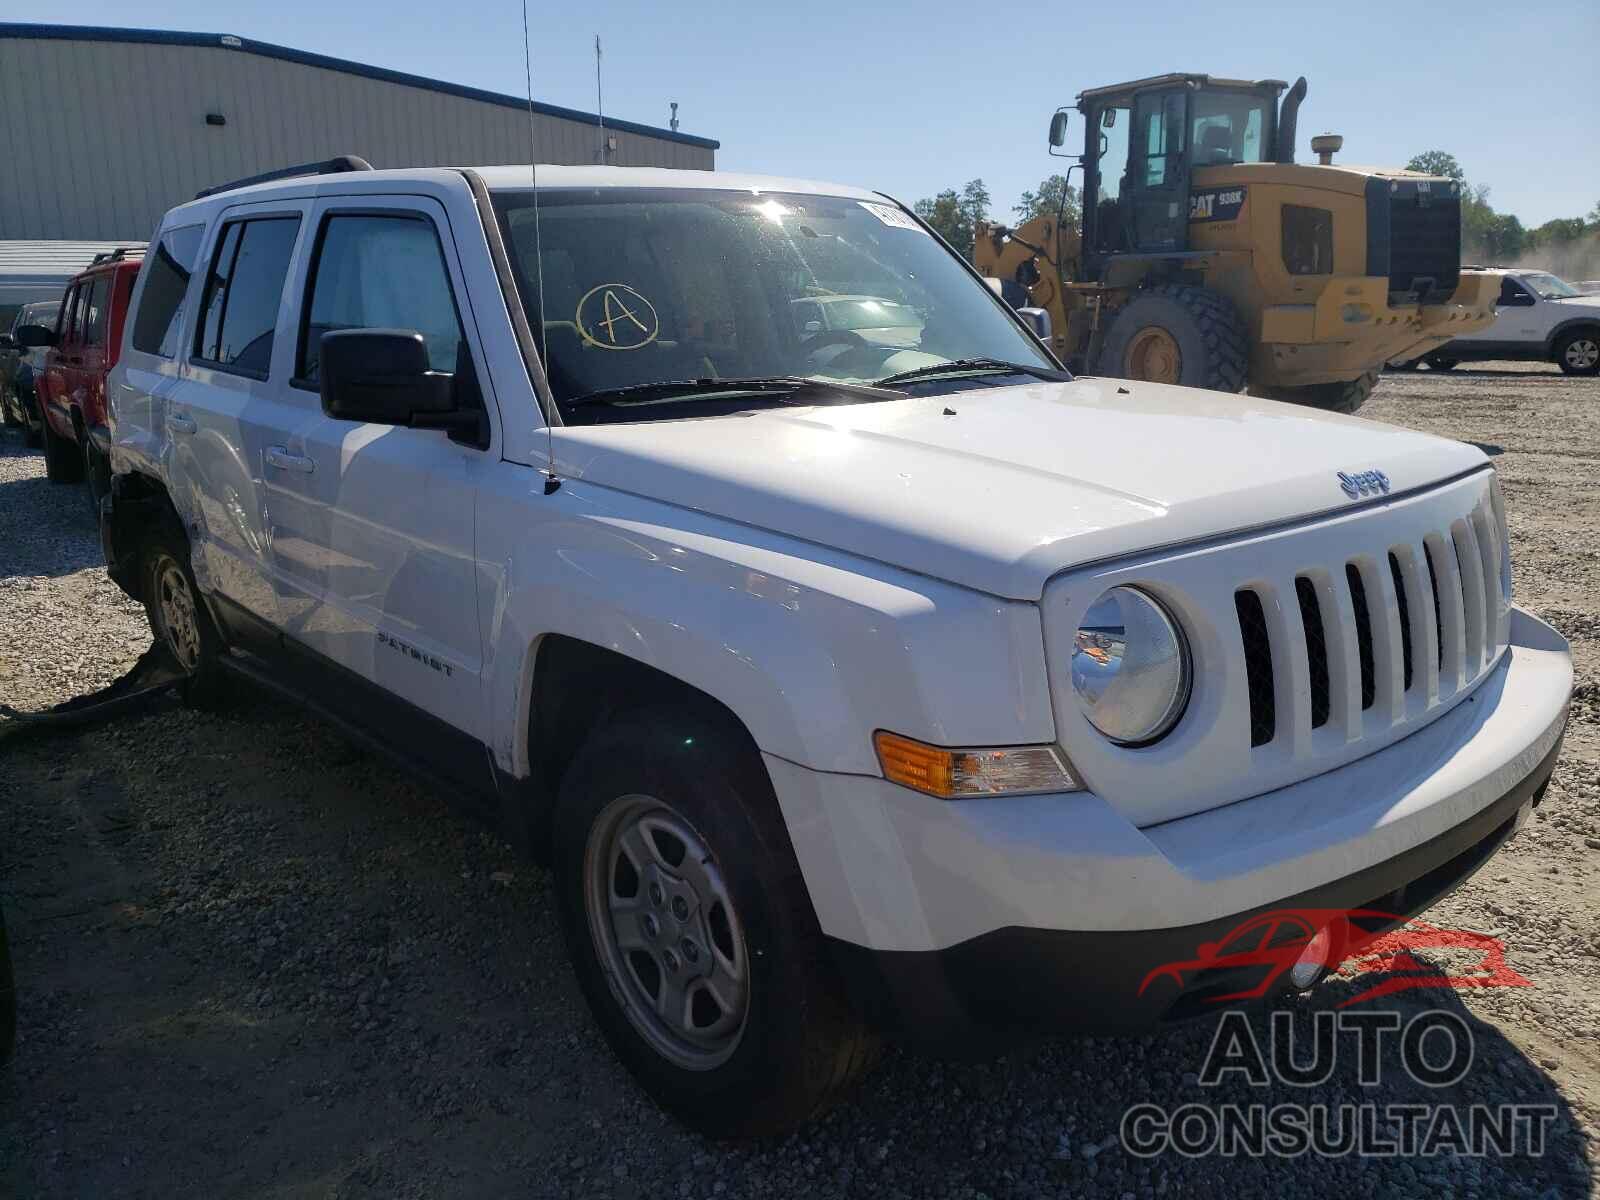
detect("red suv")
(22, 247), (145, 508)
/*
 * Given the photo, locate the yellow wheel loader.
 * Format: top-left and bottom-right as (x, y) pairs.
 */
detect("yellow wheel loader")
(973, 74), (1498, 411)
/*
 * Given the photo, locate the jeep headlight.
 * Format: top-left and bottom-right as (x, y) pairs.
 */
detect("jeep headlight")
(1071, 586), (1190, 745)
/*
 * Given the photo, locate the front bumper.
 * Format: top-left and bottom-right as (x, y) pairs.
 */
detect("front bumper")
(768, 607), (1570, 1038)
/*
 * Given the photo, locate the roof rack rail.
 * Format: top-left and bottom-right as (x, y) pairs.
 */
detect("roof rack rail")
(195, 155), (374, 200)
(89, 245), (148, 266)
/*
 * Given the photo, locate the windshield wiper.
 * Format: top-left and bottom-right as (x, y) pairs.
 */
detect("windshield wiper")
(875, 357), (1072, 387)
(564, 375), (904, 410)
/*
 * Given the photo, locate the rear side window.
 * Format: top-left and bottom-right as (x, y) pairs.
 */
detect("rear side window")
(58, 285), (82, 343)
(298, 213), (463, 382)
(83, 276), (110, 347)
(194, 216), (302, 377)
(132, 224), (205, 356)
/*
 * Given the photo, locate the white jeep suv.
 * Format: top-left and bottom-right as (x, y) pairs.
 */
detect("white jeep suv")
(1421, 267), (1600, 374)
(103, 160), (1572, 1136)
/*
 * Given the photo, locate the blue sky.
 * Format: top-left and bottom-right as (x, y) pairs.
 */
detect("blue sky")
(51, 1), (1600, 227)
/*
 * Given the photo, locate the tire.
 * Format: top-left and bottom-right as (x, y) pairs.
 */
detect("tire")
(1424, 355), (1458, 372)
(40, 414), (84, 483)
(1554, 328), (1600, 376)
(82, 437), (110, 523)
(1095, 284), (1249, 393)
(1255, 370), (1379, 415)
(138, 520), (226, 708)
(552, 706), (878, 1138)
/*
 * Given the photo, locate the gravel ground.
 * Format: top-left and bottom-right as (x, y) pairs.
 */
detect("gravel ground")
(1, 365), (1597, 1198)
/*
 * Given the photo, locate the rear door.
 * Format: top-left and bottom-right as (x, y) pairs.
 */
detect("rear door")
(165, 202), (308, 626)
(43, 284), (82, 439)
(114, 223), (207, 478)
(76, 273), (112, 434)
(265, 194), (487, 737)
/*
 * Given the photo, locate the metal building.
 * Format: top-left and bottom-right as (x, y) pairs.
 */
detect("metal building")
(0, 23), (718, 241)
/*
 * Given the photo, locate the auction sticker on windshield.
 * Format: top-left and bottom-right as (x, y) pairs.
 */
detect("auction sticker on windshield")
(858, 202), (926, 233)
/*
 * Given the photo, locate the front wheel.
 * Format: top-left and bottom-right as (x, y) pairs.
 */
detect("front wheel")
(1424, 355), (1459, 372)
(1555, 329), (1600, 376)
(1255, 370), (1379, 415)
(1095, 284), (1249, 393)
(552, 707), (877, 1137)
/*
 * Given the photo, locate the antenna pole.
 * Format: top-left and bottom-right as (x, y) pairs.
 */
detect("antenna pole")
(595, 35), (605, 163)
(522, 0), (558, 491)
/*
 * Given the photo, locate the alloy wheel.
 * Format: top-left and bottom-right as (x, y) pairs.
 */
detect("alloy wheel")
(1564, 337), (1599, 371)
(153, 555), (202, 670)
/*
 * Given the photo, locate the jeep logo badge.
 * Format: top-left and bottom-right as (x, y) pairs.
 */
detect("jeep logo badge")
(1338, 469), (1391, 499)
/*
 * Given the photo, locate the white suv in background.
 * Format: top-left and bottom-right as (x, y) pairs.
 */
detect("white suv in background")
(102, 160), (1572, 1136)
(1420, 267), (1600, 374)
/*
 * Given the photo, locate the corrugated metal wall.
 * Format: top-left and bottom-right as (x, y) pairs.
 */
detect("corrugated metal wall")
(0, 36), (714, 240)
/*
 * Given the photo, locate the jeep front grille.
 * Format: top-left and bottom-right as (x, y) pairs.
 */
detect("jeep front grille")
(1233, 488), (1505, 754)
(1042, 469), (1510, 829)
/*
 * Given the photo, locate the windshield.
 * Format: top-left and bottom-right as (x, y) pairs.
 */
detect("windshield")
(1520, 272), (1582, 299)
(1189, 91), (1272, 166)
(492, 188), (1057, 423)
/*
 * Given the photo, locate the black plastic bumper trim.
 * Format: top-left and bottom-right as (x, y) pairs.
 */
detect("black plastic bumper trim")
(829, 729), (1564, 1041)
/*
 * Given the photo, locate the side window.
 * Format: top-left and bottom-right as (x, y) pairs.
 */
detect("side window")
(1136, 92), (1187, 188)
(58, 285), (81, 344)
(132, 223), (206, 357)
(1088, 104), (1132, 255)
(83, 276), (110, 348)
(194, 216), (301, 377)
(298, 213), (464, 383)
(1498, 278), (1530, 306)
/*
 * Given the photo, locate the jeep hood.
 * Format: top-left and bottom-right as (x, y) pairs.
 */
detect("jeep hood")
(548, 378), (1487, 601)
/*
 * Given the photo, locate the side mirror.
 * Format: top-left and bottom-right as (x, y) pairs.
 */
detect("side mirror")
(1016, 306), (1052, 341)
(13, 323), (56, 349)
(1048, 110), (1070, 149)
(320, 329), (469, 432)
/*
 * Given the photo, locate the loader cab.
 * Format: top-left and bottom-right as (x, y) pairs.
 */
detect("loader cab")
(1075, 74), (1285, 280)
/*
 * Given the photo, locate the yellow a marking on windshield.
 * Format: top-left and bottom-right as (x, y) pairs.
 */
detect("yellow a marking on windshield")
(576, 283), (659, 351)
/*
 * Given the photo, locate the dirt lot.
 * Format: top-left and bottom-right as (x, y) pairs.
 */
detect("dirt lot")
(1, 364), (1597, 1199)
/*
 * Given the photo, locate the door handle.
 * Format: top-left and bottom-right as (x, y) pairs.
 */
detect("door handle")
(167, 413), (197, 435)
(265, 446), (316, 474)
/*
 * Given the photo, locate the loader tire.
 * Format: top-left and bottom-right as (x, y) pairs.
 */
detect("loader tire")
(1095, 284), (1249, 393)
(1256, 370), (1379, 415)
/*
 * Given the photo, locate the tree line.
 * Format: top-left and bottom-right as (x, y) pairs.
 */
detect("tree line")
(912, 176), (1080, 260)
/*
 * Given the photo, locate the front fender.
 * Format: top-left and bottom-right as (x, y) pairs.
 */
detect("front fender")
(479, 477), (1056, 778)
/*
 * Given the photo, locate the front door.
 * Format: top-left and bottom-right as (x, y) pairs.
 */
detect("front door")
(42, 283), (83, 441)
(1128, 89), (1190, 253)
(265, 195), (487, 738)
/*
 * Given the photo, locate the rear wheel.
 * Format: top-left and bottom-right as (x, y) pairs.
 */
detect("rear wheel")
(82, 437), (110, 522)
(139, 522), (225, 707)
(40, 415), (84, 483)
(1095, 284), (1249, 393)
(1255, 370), (1379, 415)
(552, 707), (877, 1137)
(1554, 329), (1600, 376)
(1424, 354), (1459, 372)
